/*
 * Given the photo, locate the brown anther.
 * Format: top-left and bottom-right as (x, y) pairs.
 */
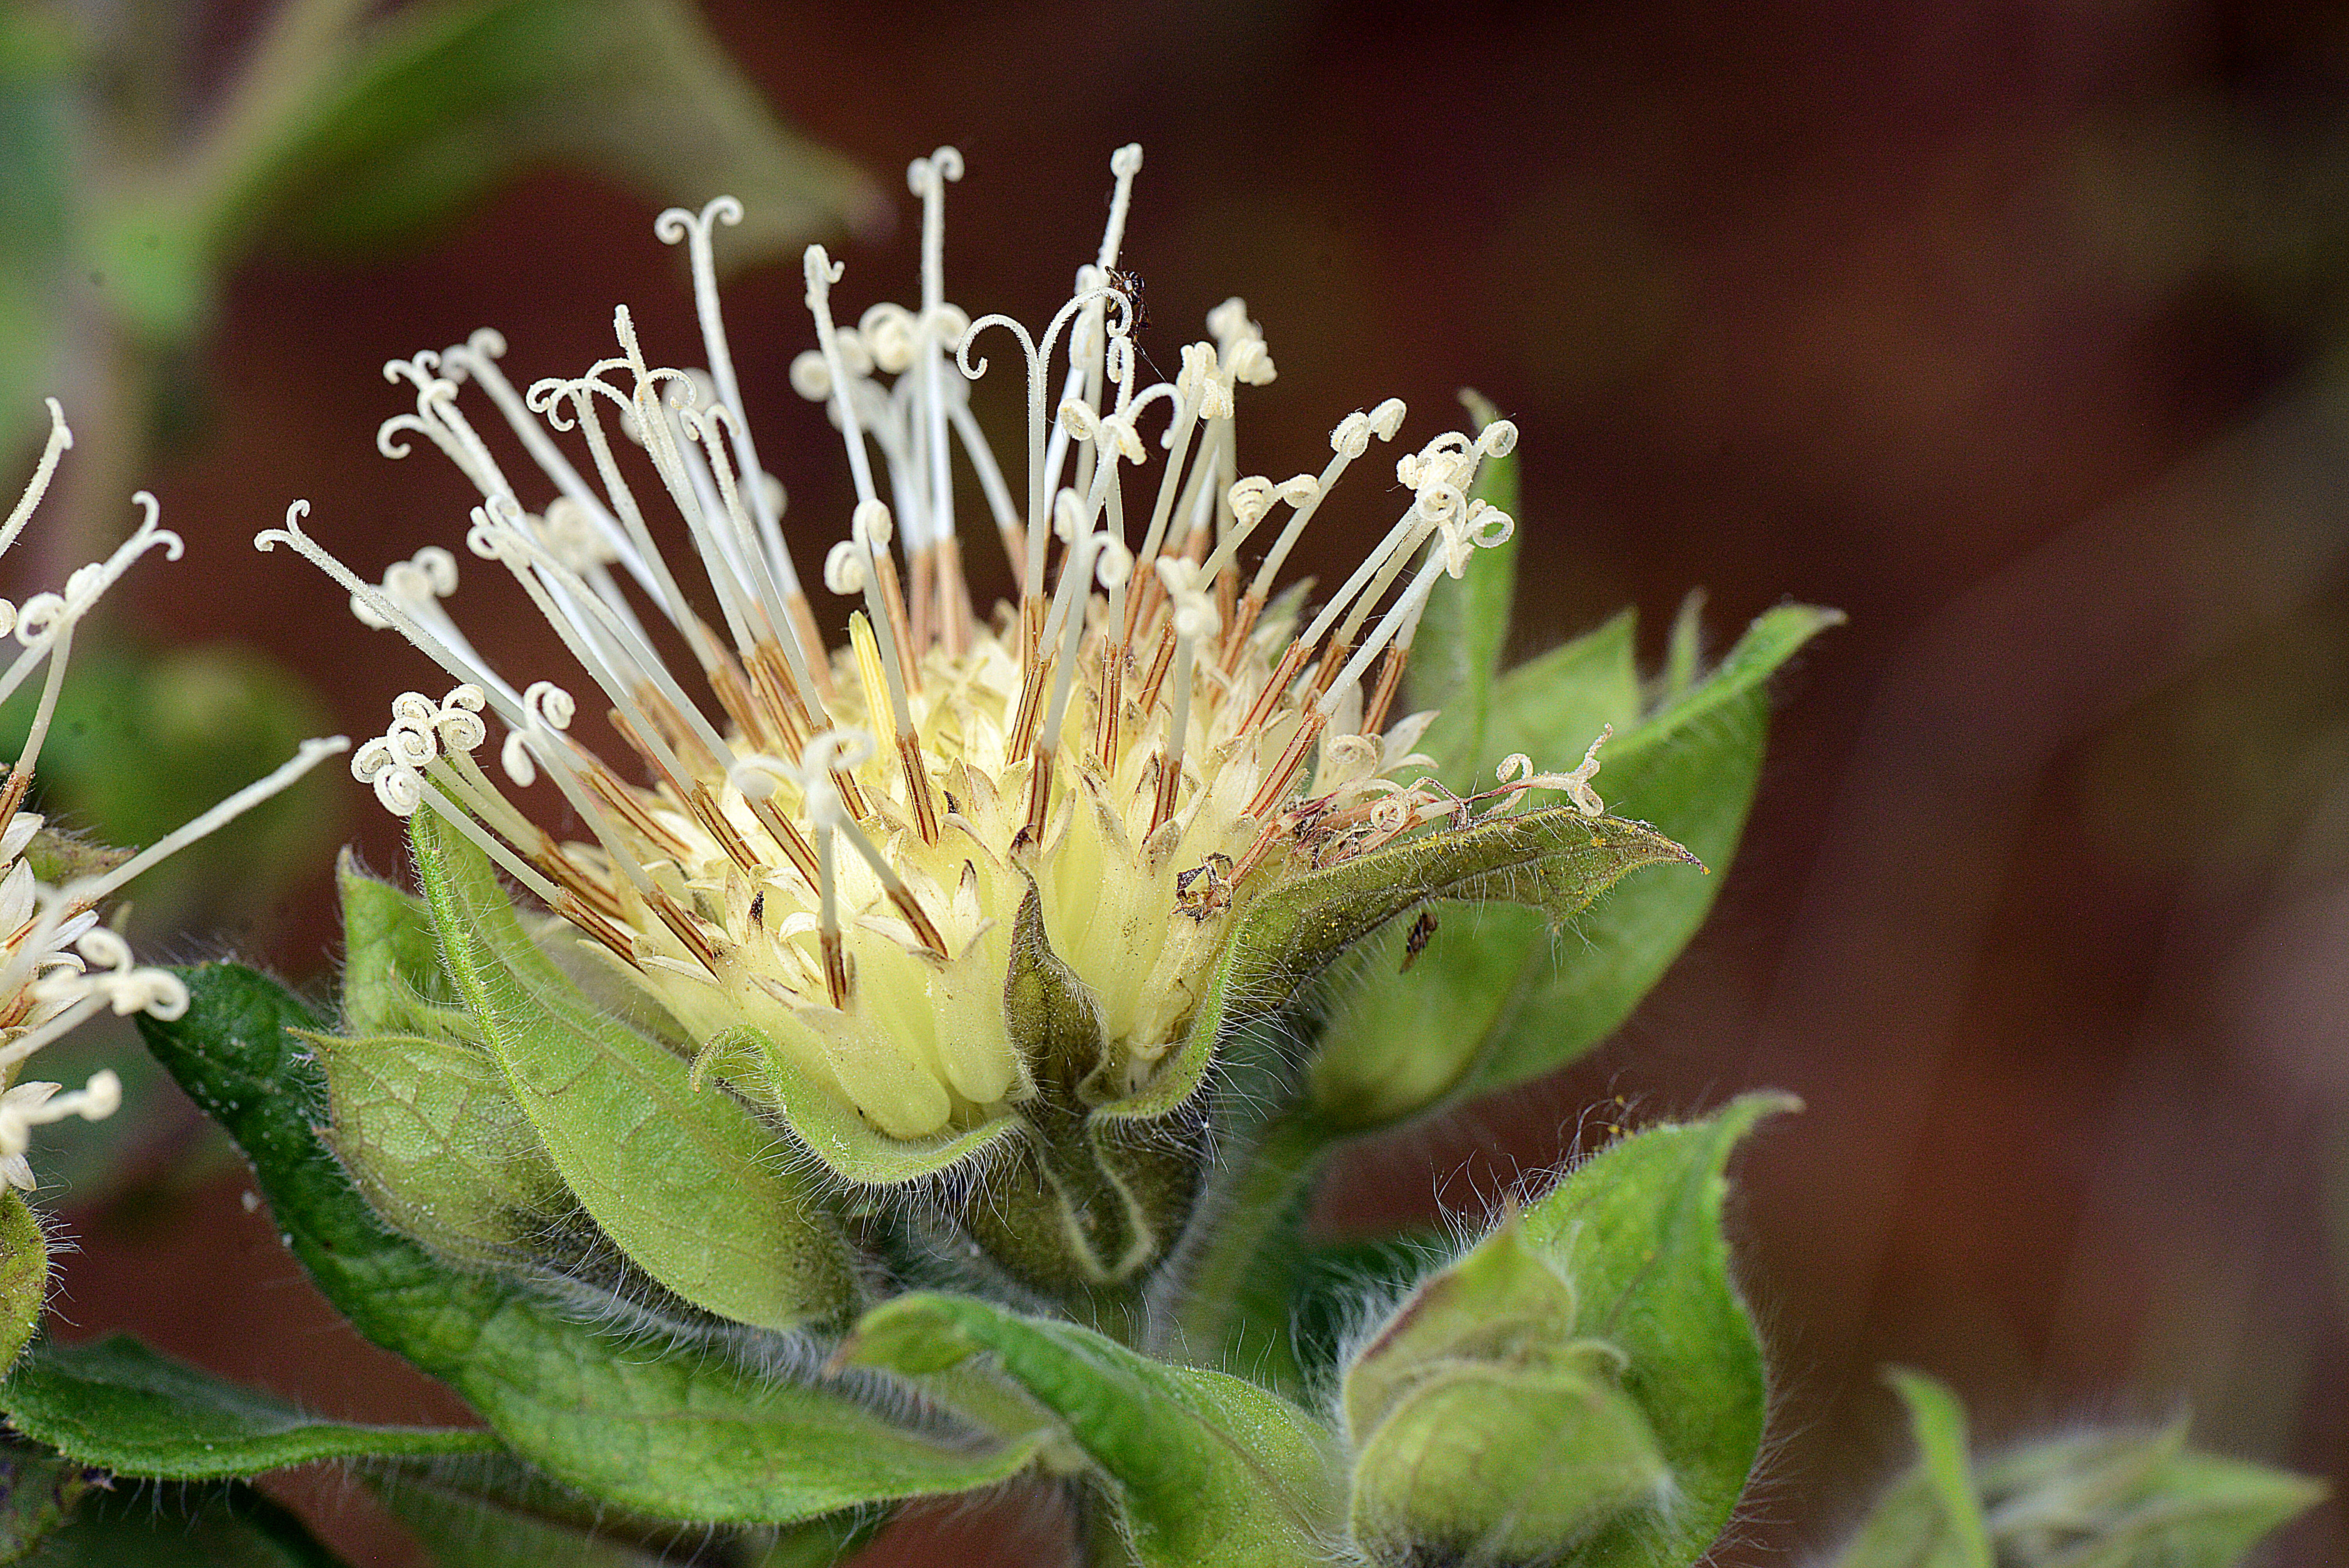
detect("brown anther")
(1218, 588), (1267, 675)
(883, 880), (951, 960)
(1091, 635), (1127, 773)
(1237, 636), (1314, 736)
(872, 546), (923, 699)
(556, 892), (642, 968)
(1022, 740), (1055, 850)
(784, 589), (835, 702)
(742, 793), (821, 890)
(1359, 644), (1408, 737)
(582, 761), (695, 862)
(908, 542), (937, 655)
(936, 533), (974, 657)
(536, 833), (626, 922)
(831, 764), (869, 824)
(1008, 596), (1050, 758)
(687, 783), (763, 876)
(1305, 634), (1354, 705)
(706, 658), (783, 756)
(896, 731), (941, 846)
(1246, 707), (1327, 823)
(1134, 622), (1179, 720)
(1148, 749), (1180, 837)
(748, 640), (818, 737)
(820, 928), (852, 1007)
(647, 886), (724, 973)
(0, 766), (30, 829)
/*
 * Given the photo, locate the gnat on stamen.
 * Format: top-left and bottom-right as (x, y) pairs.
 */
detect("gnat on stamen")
(260, 146), (1611, 1142)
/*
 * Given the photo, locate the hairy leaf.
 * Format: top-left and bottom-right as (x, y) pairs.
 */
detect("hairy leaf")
(0, 1193), (42, 1376)
(847, 1292), (1337, 1568)
(1315, 604), (1839, 1128)
(22, 1479), (351, 1568)
(136, 964), (1047, 1525)
(0, 1335), (495, 1479)
(414, 806), (857, 1335)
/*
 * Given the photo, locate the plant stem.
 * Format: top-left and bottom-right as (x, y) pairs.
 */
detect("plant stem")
(1163, 1110), (1331, 1386)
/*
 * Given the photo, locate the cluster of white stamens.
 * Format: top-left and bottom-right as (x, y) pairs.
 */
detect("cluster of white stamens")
(266, 147), (1610, 1140)
(0, 402), (348, 1188)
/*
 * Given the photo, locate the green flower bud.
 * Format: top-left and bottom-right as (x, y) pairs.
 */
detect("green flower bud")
(1343, 1214), (1672, 1565)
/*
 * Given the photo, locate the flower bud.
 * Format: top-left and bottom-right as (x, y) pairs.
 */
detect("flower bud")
(1342, 1214), (1673, 1565)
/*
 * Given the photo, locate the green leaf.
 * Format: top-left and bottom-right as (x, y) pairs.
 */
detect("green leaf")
(0, 1192), (43, 1376)
(1312, 604), (1840, 1129)
(847, 1292), (1337, 1568)
(136, 963), (1048, 1525)
(314, 1026), (586, 1275)
(0, 1335), (495, 1480)
(1510, 1092), (1795, 1567)
(1834, 1398), (2327, 1568)
(1164, 808), (1698, 1133)
(413, 806), (857, 1336)
(1407, 389), (1521, 770)
(0, 1439), (98, 1564)
(22, 1479), (351, 1568)
(0, 13), (73, 461)
(213, 0), (879, 260)
(370, 1454), (882, 1568)
(1886, 1370), (1993, 1568)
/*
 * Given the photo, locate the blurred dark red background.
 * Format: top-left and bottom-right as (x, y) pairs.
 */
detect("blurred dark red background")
(36, 0), (2349, 1562)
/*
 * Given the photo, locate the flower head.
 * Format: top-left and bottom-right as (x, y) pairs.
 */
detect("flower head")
(262, 147), (1608, 1152)
(0, 402), (348, 1189)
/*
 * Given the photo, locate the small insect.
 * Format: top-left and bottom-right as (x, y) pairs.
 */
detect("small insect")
(1400, 909), (1439, 972)
(1106, 267), (1150, 333)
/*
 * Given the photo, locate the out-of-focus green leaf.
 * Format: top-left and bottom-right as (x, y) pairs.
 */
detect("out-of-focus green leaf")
(136, 962), (1049, 1525)
(0, 643), (341, 941)
(0, 1438), (97, 1564)
(0, 13), (74, 462)
(212, 0), (880, 259)
(1885, 1370), (1994, 1568)
(369, 1454), (881, 1568)
(1834, 1386), (2328, 1568)
(0, 1334), (496, 1479)
(22, 1479), (351, 1568)
(847, 1291), (1337, 1568)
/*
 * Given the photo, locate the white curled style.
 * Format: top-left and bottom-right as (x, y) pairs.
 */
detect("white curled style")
(859, 303), (920, 374)
(790, 350), (834, 401)
(823, 540), (867, 596)
(433, 684), (488, 753)
(1227, 476), (1275, 527)
(1318, 733), (1381, 792)
(786, 729), (874, 830)
(1094, 536), (1134, 592)
(501, 681), (574, 787)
